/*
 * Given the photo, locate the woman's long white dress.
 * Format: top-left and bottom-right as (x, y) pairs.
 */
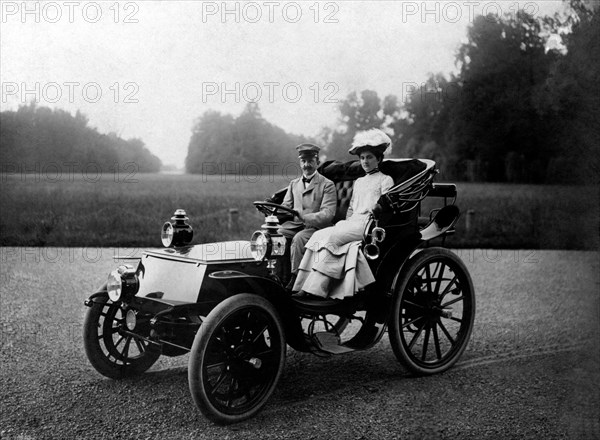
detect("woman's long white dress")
(293, 171), (394, 299)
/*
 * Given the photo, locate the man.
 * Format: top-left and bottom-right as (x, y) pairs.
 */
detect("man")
(279, 143), (337, 289)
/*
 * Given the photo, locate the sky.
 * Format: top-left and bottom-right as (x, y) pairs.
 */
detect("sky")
(1, 1), (566, 168)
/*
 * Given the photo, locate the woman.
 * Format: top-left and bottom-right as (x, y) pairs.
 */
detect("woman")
(292, 129), (395, 299)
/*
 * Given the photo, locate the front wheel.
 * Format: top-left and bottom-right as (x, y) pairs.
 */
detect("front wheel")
(83, 294), (160, 379)
(188, 294), (286, 424)
(389, 248), (475, 375)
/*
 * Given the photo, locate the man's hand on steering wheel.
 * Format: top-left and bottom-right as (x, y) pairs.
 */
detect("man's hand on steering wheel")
(253, 201), (298, 218)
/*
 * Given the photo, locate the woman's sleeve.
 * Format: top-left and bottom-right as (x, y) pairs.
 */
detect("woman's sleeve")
(346, 177), (362, 219)
(381, 175), (395, 194)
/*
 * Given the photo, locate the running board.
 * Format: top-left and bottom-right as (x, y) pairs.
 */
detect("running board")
(313, 332), (354, 354)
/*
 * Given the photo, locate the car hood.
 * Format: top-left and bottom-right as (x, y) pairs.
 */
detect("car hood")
(134, 241), (259, 304)
(143, 240), (255, 264)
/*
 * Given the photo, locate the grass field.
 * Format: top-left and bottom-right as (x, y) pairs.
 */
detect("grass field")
(0, 172), (598, 249)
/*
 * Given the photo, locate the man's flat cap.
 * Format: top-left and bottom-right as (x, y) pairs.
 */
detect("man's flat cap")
(296, 143), (320, 158)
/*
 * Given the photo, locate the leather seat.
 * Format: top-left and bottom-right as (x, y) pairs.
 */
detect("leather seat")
(266, 159), (428, 226)
(333, 180), (355, 223)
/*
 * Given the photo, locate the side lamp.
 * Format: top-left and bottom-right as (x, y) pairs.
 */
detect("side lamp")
(161, 209), (193, 248)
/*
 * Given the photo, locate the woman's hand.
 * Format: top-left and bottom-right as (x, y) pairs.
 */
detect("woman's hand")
(371, 204), (383, 220)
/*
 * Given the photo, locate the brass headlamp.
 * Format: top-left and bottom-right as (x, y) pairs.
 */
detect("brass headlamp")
(107, 264), (140, 302)
(250, 215), (286, 261)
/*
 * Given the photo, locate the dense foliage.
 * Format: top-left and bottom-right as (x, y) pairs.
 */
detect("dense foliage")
(1, 2), (595, 184)
(185, 103), (310, 175)
(322, 0), (598, 183)
(0, 103), (162, 174)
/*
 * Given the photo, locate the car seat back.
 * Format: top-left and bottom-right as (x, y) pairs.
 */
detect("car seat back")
(318, 158), (429, 224)
(266, 158), (432, 226)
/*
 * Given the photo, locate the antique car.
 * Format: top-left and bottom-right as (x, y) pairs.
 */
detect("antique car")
(83, 158), (475, 424)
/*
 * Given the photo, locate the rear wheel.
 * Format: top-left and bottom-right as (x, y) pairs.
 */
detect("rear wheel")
(83, 294), (160, 379)
(389, 248), (475, 375)
(188, 294), (286, 424)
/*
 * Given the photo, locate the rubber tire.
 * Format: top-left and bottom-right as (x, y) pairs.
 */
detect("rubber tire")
(83, 294), (160, 379)
(188, 293), (286, 425)
(388, 247), (475, 375)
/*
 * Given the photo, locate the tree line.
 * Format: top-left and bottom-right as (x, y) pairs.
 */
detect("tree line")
(187, 0), (597, 184)
(320, 0), (598, 183)
(1, 1), (595, 184)
(185, 103), (311, 176)
(0, 103), (162, 175)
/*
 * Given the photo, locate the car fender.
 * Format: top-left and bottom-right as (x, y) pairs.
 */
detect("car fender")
(208, 270), (286, 295)
(207, 270), (305, 347)
(84, 283), (108, 305)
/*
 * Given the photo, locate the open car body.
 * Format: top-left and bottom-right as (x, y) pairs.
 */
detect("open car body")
(83, 158), (475, 424)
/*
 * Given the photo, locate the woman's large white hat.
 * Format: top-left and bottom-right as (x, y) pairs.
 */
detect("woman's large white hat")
(348, 129), (393, 156)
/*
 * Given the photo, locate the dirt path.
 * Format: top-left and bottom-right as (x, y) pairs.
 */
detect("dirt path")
(1, 248), (598, 439)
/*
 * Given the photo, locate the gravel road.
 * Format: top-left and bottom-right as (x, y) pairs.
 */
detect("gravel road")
(1, 247), (598, 439)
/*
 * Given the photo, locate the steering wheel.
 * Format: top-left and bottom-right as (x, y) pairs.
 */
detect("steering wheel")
(253, 201), (298, 218)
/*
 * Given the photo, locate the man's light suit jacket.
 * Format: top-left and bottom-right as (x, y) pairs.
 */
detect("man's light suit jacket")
(281, 172), (337, 230)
